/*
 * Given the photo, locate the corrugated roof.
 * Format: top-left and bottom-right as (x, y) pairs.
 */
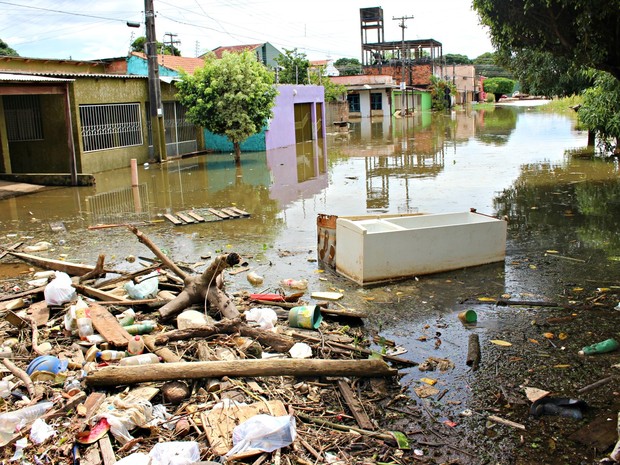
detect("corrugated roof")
(1, 71), (144, 79)
(211, 44), (262, 59)
(131, 52), (205, 75)
(0, 72), (74, 83)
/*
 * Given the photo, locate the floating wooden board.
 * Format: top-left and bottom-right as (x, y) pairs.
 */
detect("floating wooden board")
(163, 207), (251, 225)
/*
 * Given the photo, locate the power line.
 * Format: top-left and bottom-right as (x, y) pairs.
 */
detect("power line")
(0, 0), (134, 24)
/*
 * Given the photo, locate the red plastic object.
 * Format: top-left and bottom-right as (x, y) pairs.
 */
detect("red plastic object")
(250, 293), (285, 302)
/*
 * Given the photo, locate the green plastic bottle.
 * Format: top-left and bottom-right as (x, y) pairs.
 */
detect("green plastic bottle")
(579, 338), (619, 355)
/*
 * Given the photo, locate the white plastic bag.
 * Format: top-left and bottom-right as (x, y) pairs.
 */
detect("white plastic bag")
(149, 441), (200, 465)
(225, 414), (296, 458)
(44, 272), (76, 306)
(245, 307), (278, 331)
(125, 274), (159, 300)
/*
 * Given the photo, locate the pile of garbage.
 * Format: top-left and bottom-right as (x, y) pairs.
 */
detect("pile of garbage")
(0, 231), (416, 464)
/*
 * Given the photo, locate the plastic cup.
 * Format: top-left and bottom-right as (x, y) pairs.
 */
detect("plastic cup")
(288, 305), (323, 329)
(458, 309), (477, 323)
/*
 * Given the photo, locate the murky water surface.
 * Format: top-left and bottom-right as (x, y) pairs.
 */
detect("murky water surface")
(2, 103), (620, 463)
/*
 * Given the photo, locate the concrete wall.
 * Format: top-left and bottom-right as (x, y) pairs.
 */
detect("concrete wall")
(203, 84), (326, 153)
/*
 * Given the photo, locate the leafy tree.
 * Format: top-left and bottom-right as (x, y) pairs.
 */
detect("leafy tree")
(473, 52), (496, 65)
(0, 38), (18, 57)
(472, 0), (620, 80)
(444, 54), (471, 65)
(131, 36), (181, 56)
(274, 48), (310, 84)
(483, 77), (515, 100)
(308, 67), (347, 102)
(578, 71), (620, 154)
(176, 51), (278, 162)
(496, 49), (592, 97)
(334, 57), (362, 76)
(429, 76), (456, 111)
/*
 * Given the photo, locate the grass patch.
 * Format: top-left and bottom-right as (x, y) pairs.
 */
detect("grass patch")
(536, 95), (583, 114)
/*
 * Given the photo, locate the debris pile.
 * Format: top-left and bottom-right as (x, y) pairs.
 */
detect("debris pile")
(0, 227), (416, 464)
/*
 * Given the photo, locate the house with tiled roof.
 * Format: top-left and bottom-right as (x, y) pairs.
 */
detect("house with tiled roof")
(126, 52), (205, 77)
(208, 43), (282, 69)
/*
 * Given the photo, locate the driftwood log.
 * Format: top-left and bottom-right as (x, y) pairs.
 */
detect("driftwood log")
(85, 358), (397, 387)
(154, 318), (296, 353)
(127, 226), (240, 321)
(466, 333), (481, 371)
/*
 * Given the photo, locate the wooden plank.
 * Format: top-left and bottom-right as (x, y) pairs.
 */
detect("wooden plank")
(0, 242), (23, 260)
(207, 208), (230, 219)
(229, 206), (250, 217)
(7, 251), (101, 276)
(220, 208), (241, 218)
(88, 303), (133, 349)
(73, 284), (124, 302)
(163, 213), (183, 225)
(176, 212), (196, 224)
(337, 379), (375, 430)
(186, 211), (205, 222)
(98, 436), (116, 465)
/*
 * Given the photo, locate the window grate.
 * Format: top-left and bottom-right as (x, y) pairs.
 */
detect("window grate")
(79, 103), (143, 152)
(3, 95), (44, 141)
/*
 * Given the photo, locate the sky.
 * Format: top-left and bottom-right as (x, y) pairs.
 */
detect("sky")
(0, 0), (494, 62)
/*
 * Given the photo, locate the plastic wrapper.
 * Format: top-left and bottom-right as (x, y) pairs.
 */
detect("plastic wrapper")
(288, 342), (313, 359)
(125, 274), (159, 300)
(29, 418), (56, 444)
(44, 271), (76, 306)
(149, 441), (200, 465)
(91, 394), (154, 444)
(244, 307), (278, 331)
(225, 414), (296, 458)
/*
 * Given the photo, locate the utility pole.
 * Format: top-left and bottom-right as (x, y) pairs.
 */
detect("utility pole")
(145, 0), (166, 162)
(393, 15), (414, 113)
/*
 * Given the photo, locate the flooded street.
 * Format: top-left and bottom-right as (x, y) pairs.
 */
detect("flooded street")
(2, 103), (620, 464)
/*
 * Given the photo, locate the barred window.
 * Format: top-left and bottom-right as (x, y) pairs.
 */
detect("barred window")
(3, 95), (44, 141)
(79, 103), (143, 152)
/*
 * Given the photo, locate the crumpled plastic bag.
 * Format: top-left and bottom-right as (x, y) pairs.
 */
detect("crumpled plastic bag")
(244, 307), (278, 331)
(125, 274), (159, 300)
(91, 394), (154, 444)
(44, 271), (76, 306)
(29, 418), (56, 444)
(224, 414), (296, 459)
(149, 441), (200, 465)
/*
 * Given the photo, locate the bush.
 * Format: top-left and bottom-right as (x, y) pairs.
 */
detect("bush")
(483, 77), (515, 101)
(486, 93), (496, 103)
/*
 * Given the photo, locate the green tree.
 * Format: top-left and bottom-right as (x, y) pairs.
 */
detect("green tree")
(483, 77), (515, 101)
(176, 51), (278, 162)
(472, 0), (620, 80)
(0, 38), (19, 57)
(497, 49), (592, 97)
(274, 48), (310, 84)
(444, 54), (471, 65)
(578, 71), (620, 154)
(131, 36), (181, 56)
(334, 57), (362, 76)
(473, 52), (496, 65)
(307, 67), (346, 102)
(429, 76), (456, 111)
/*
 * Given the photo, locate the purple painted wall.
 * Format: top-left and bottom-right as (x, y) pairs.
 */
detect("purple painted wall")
(265, 84), (326, 150)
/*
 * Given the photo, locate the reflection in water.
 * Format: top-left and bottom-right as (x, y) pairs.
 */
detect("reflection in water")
(2, 105), (615, 290)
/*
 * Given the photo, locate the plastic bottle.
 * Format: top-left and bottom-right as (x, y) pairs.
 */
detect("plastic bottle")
(123, 321), (156, 335)
(118, 353), (160, 366)
(0, 401), (54, 446)
(77, 317), (94, 340)
(127, 335), (145, 355)
(279, 278), (308, 290)
(579, 338), (619, 355)
(97, 350), (127, 361)
(118, 309), (135, 327)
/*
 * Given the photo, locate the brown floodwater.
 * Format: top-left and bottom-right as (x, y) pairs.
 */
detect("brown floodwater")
(2, 103), (620, 463)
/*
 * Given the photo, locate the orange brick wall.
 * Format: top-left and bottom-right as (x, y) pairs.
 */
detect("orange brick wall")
(363, 64), (432, 87)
